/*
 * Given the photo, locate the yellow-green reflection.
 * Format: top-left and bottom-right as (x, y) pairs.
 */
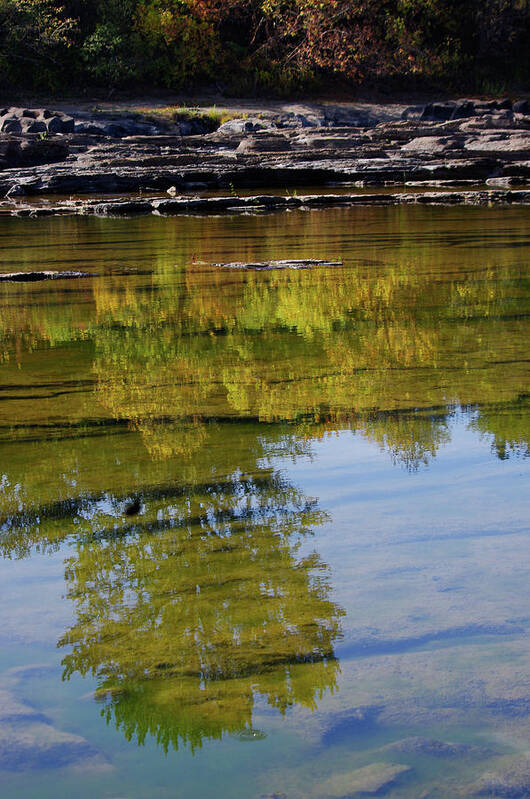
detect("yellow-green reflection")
(1, 428), (344, 751)
(0, 206), (529, 755)
(1, 213), (528, 478)
(58, 467), (342, 752)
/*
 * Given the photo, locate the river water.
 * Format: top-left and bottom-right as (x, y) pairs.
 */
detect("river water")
(0, 205), (529, 798)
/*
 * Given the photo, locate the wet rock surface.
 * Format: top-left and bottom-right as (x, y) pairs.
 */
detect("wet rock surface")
(0, 100), (528, 202)
(3, 188), (530, 219)
(211, 259), (343, 270)
(0, 270), (94, 281)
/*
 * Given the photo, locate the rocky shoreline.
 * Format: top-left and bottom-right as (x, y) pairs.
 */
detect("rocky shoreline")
(1, 99), (529, 213)
(3, 188), (530, 219)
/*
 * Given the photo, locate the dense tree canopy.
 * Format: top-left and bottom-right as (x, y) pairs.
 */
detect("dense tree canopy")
(1, 0), (529, 93)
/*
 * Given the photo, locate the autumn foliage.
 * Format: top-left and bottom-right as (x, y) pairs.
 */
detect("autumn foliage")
(1, 0), (529, 93)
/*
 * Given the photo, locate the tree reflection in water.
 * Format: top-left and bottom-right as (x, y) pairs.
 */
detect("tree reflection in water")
(0, 424), (344, 752)
(0, 209), (529, 753)
(60, 464), (343, 752)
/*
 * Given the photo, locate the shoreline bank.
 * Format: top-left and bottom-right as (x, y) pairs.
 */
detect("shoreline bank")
(1, 98), (529, 210)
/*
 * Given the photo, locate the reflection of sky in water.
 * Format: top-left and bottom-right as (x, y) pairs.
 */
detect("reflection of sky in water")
(265, 417), (530, 647)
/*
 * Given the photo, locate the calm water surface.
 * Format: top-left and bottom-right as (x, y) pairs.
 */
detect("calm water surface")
(0, 206), (529, 798)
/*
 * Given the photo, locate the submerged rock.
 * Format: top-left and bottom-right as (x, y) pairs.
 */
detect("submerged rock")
(0, 685), (106, 772)
(0, 721), (98, 771)
(470, 754), (530, 797)
(314, 762), (411, 797)
(385, 736), (494, 759)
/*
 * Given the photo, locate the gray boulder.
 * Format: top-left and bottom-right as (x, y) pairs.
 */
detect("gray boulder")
(236, 133), (292, 153)
(46, 115), (74, 134)
(401, 105), (424, 120)
(74, 120), (110, 136)
(421, 102), (456, 121)
(451, 100), (476, 119)
(513, 100), (530, 115)
(275, 112), (323, 128)
(21, 119), (48, 135)
(401, 135), (461, 153)
(1, 119), (22, 134)
(216, 117), (268, 135)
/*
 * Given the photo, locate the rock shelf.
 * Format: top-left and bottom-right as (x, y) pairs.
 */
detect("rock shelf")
(2, 189), (530, 219)
(0, 99), (529, 208)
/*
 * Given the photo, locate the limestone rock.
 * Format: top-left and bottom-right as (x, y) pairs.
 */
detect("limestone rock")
(215, 117), (269, 135)
(401, 136), (462, 153)
(1, 98), (530, 201)
(90, 200), (153, 216)
(486, 176), (529, 188)
(465, 132), (530, 155)
(237, 133), (292, 153)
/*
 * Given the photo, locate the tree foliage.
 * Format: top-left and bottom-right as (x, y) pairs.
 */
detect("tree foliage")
(0, 0), (77, 88)
(1, 0), (529, 92)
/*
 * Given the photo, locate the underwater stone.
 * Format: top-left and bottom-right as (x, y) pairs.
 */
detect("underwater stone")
(386, 736), (494, 759)
(0, 688), (102, 771)
(471, 755), (530, 797)
(314, 762), (411, 797)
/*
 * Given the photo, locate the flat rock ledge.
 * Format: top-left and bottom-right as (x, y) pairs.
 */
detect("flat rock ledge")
(3, 189), (530, 219)
(1, 99), (529, 199)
